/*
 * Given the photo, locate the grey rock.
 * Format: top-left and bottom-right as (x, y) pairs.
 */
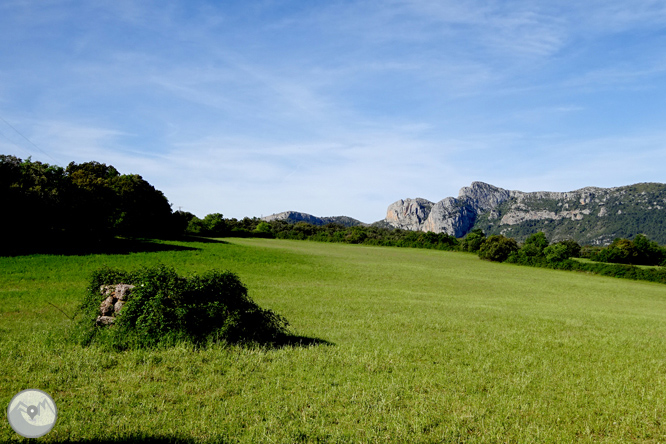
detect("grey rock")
(97, 283), (135, 327)
(385, 198), (433, 231)
(115, 284), (135, 301)
(383, 181), (666, 245)
(421, 198), (476, 237)
(458, 182), (514, 212)
(96, 315), (115, 326)
(261, 211), (365, 227)
(100, 296), (115, 316)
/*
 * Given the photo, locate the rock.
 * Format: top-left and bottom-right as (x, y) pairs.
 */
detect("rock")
(115, 284), (135, 301)
(261, 211), (365, 227)
(421, 198), (476, 237)
(97, 283), (134, 326)
(382, 181), (666, 245)
(100, 296), (115, 316)
(385, 198), (434, 231)
(458, 182), (513, 212)
(96, 315), (115, 326)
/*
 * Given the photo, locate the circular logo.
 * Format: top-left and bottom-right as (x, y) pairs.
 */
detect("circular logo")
(7, 389), (58, 438)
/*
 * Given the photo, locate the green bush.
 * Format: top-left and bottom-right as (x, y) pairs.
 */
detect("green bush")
(460, 229), (486, 252)
(543, 240), (582, 263)
(73, 265), (290, 349)
(478, 235), (519, 262)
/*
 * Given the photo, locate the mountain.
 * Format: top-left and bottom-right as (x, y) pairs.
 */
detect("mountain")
(261, 211), (366, 227)
(385, 182), (666, 245)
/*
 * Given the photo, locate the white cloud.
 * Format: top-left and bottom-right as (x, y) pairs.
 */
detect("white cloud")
(2, 0), (666, 223)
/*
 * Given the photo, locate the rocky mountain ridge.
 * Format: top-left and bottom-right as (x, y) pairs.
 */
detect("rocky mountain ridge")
(261, 211), (365, 228)
(385, 182), (666, 245)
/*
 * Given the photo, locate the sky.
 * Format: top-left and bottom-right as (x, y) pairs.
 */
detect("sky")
(1, 0), (666, 222)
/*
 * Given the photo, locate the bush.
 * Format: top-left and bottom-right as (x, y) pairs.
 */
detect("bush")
(543, 240), (582, 263)
(588, 235), (666, 266)
(73, 265), (290, 349)
(478, 235), (519, 262)
(523, 232), (549, 253)
(460, 229), (486, 252)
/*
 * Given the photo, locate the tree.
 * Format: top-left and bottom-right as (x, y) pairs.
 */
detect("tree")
(478, 235), (519, 262)
(543, 239), (582, 262)
(461, 229), (486, 252)
(632, 234), (665, 265)
(110, 173), (173, 238)
(201, 213), (227, 236)
(522, 232), (549, 256)
(254, 221), (272, 234)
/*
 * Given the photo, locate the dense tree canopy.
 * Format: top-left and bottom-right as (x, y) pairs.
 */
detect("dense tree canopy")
(0, 155), (177, 254)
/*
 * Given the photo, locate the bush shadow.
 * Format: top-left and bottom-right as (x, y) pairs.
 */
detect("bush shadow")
(179, 236), (229, 244)
(53, 436), (222, 443)
(1, 237), (201, 257)
(270, 333), (335, 348)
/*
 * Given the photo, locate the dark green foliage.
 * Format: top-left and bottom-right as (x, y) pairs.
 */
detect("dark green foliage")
(473, 183), (666, 245)
(523, 232), (549, 251)
(73, 266), (290, 349)
(254, 221), (273, 234)
(0, 155), (179, 254)
(478, 235), (519, 262)
(547, 259), (666, 285)
(543, 240), (582, 263)
(460, 229), (486, 252)
(587, 234), (666, 266)
(188, 216), (461, 251)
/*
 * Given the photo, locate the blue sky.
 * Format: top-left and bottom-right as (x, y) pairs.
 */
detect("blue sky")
(1, 0), (666, 222)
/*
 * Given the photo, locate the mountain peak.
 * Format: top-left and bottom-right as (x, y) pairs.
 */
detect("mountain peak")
(385, 181), (666, 245)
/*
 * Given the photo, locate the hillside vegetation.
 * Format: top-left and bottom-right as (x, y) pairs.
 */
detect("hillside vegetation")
(2, 238), (666, 442)
(475, 182), (666, 245)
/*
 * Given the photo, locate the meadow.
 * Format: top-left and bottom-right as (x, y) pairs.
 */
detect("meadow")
(2, 237), (666, 443)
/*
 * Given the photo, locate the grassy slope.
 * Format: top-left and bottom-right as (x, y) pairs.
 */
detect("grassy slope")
(2, 238), (666, 443)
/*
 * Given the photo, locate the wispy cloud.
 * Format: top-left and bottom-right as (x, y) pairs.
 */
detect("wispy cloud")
(1, 1), (665, 221)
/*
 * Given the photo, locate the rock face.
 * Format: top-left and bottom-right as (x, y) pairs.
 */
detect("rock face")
(384, 182), (666, 245)
(421, 198), (477, 238)
(96, 284), (135, 326)
(261, 211), (365, 227)
(385, 198), (433, 230)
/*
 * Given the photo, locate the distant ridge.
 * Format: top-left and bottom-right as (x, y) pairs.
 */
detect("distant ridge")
(261, 211), (366, 228)
(384, 181), (666, 245)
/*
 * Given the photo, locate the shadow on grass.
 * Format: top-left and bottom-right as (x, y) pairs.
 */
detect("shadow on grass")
(55, 436), (221, 443)
(179, 236), (229, 244)
(273, 333), (335, 348)
(1, 237), (202, 257)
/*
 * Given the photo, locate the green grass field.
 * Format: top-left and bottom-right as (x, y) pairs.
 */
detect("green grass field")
(2, 238), (666, 443)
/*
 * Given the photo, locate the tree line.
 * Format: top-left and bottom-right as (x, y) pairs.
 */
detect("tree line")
(4, 154), (666, 283)
(181, 211), (666, 267)
(181, 212), (666, 284)
(1, 155), (182, 254)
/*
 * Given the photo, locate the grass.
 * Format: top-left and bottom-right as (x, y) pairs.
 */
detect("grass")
(573, 257), (664, 270)
(2, 238), (666, 443)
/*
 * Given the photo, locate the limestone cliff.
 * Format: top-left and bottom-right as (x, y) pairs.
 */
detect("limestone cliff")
(385, 198), (433, 230)
(261, 211), (364, 227)
(384, 182), (666, 245)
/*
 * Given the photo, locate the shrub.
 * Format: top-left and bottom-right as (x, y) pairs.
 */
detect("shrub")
(478, 235), (519, 262)
(523, 232), (549, 252)
(73, 265), (290, 349)
(588, 235), (665, 266)
(543, 240), (582, 263)
(461, 229), (486, 252)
